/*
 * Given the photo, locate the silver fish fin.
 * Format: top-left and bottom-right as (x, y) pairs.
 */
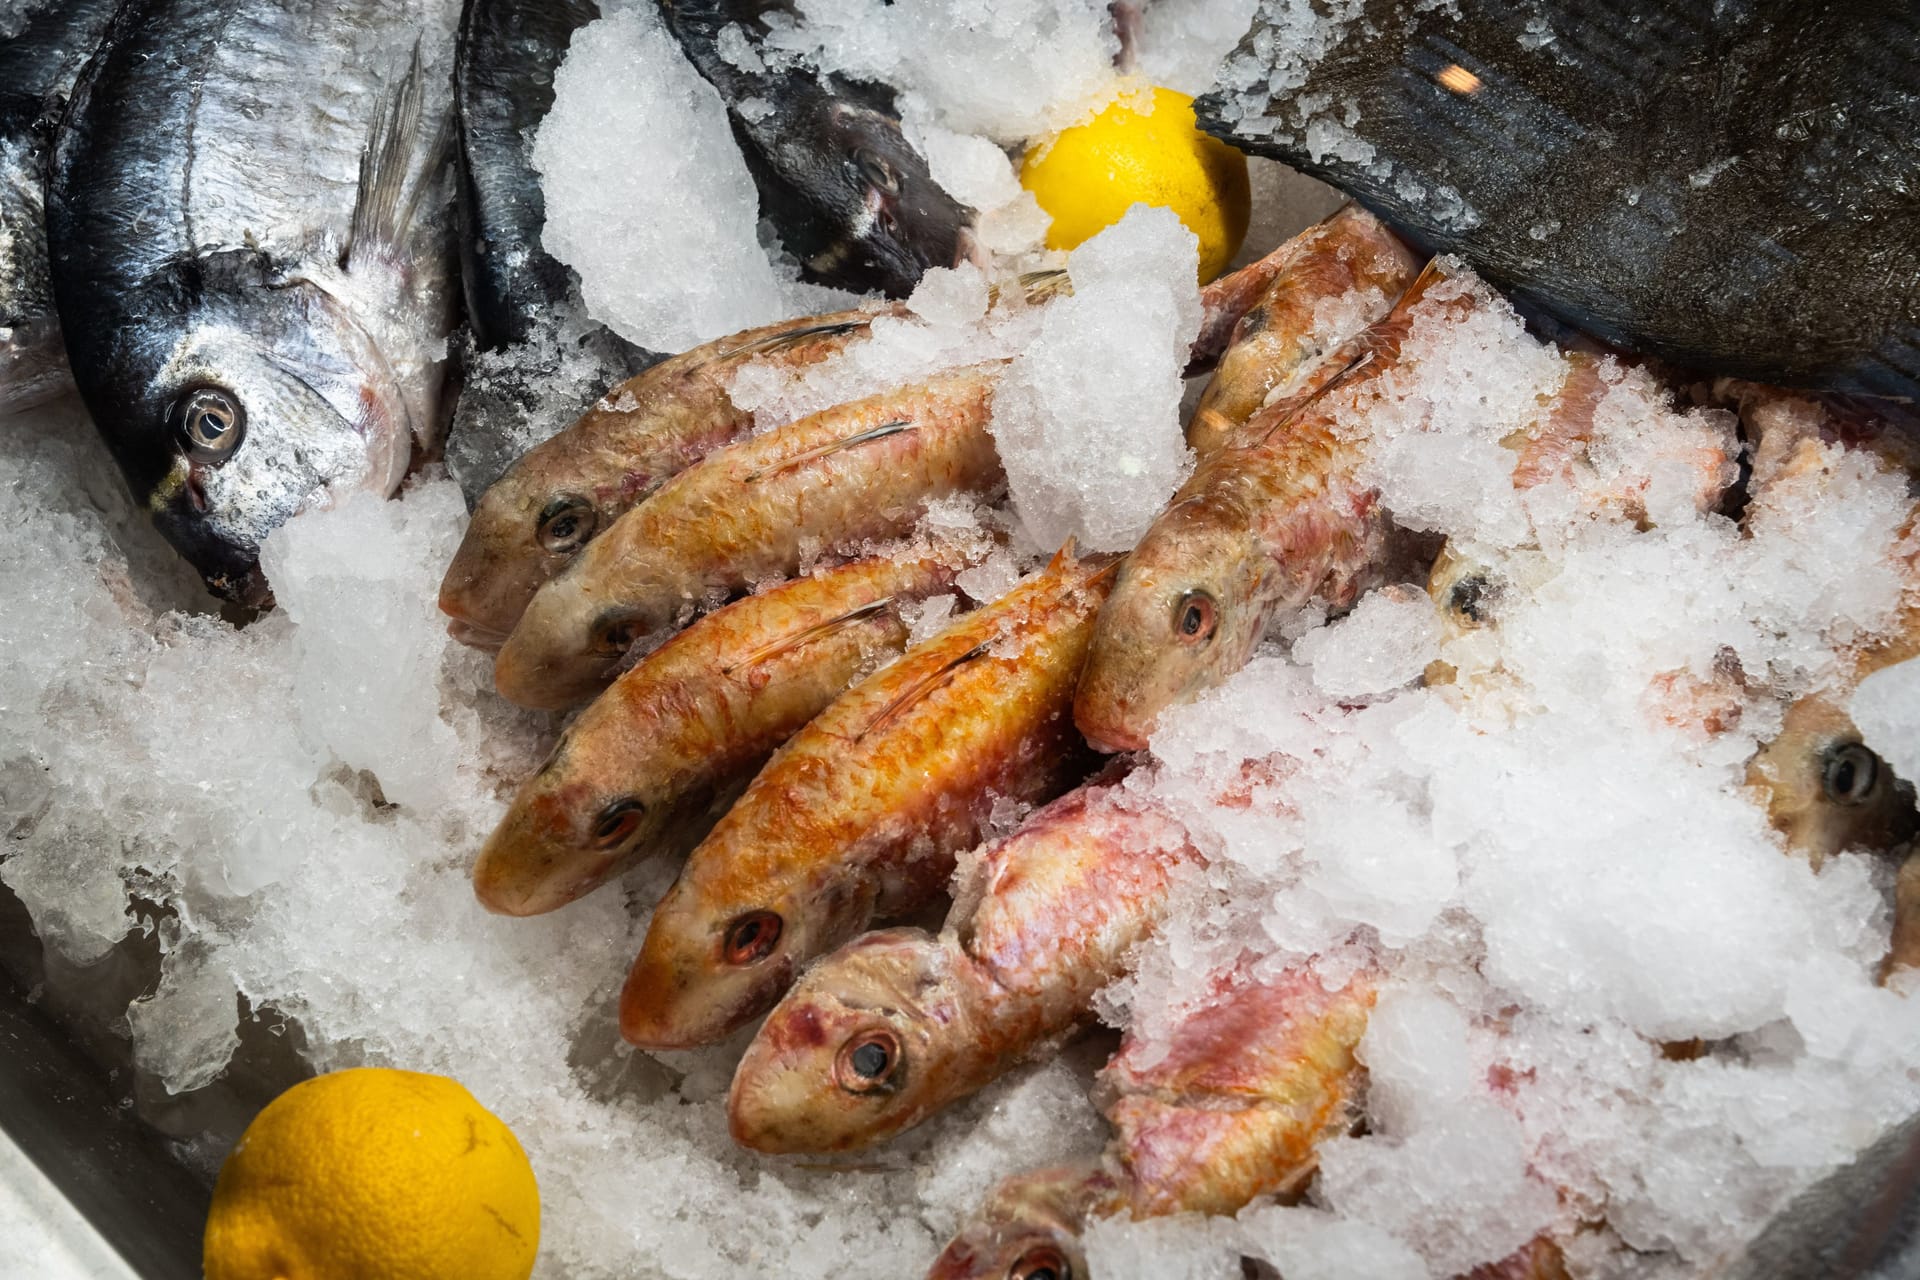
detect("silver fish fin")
(744, 419), (915, 482)
(346, 41), (431, 267)
(856, 640), (991, 741)
(1016, 268), (1072, 304)
(721, 597), (897, 674)
(728, 318), (871, 359)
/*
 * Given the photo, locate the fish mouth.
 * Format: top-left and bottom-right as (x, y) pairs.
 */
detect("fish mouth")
(1074, 693), (1152, 753)
(150, 505), (274, 607)
(447, 617), (509, 650)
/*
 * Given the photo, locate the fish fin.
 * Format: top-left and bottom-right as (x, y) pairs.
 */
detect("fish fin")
(744, 419), (914, 482)
(1015, 269), (1072, 304)
(856, 640), (991, 741)
(1045, 537), (1080, 575)
(346, 41), (432, 267)
(726, 318), (872, 359)
(721, 597), (897, 674)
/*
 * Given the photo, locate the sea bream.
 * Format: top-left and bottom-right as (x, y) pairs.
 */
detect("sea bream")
(0, 0), (118, 412)
(46, 0), (459, 604)
(442, 0), (661, 505)
(439, 301), (903, 648)
(659, 0), (975, 297)
(728, 774), (1200, 1153)
(619, 546), (1112, 1051)
(494, 361), (1007, 710)
(1075, 264), (1464, 752)
(1187, 204), (1420, 457)
(472, 545), (977, 917)
(927, 963), (1377, 1280)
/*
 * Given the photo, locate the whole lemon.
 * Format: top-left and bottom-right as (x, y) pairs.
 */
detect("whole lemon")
(1020, 85), (1251, 283)
(204, 1068), (541, 1280)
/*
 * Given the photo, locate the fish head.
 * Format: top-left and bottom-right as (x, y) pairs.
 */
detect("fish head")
(471, 721), (687, 916)
(926, 1167), (1112, 1280)
(492, 557), (654, 710)
(1074, 500), (1265, 752)
(101, 254), (419, 604)
(620, 860), (876, 1050)
(440, 442), (613, 648)
(727, 928), (968, 1153)
(785, 95), (977, 297)
(1747, 695), (1918, 868)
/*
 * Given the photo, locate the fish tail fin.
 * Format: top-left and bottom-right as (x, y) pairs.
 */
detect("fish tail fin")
(346, 40), (434, 267)
(722, 597), (898, 674)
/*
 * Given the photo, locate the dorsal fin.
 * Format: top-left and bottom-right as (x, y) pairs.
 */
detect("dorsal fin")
(856, 641), (992, 741)
(721, 597), (897, 674)
(744, 419), (914, 482)
(724, 317), (872, 360)
(346, 42), (433, 268)
(1045, 537), (1079, 575)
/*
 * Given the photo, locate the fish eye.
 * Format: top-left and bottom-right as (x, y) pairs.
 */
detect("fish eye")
(1822, 742), (1881, 806)
(592, 611), (642, 655)
(590, 797), (645, 848)
(538, 495), (597, 554)
(1009, 1245), (1070, 1280)
(850, 147), (900, 194)
(1448, 574), (1491, 625)
(834, 1029), (902, 1095)
(1173, 590), (1217, 644)
(722, 910), (783, 966)
(168, 385), (247, 464)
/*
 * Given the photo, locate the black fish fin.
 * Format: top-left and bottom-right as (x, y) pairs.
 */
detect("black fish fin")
(346, 41), (432, 268)
(856, 640), (992, 741)
(744, 419), (914, 482)
(727, 318), (873, 359)
(722, 596), (897, 674)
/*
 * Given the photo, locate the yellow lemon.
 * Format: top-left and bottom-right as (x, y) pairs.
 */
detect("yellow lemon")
(1020, 85), (1251, 283)
(204, 1068), (540, 1280)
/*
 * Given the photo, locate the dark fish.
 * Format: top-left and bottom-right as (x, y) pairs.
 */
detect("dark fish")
(47, 0), (460, 604)
(1196, 0), (1920, 400)
(1718, 1108), (1920, 1280)
(0, 0), (118, 411)
(446, 0), (661, 502)
(659, 0), (976, 298)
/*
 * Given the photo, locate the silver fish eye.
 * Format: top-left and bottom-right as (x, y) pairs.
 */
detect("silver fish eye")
(169, 385), (247, 464)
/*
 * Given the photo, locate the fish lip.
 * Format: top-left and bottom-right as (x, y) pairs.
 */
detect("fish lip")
(447, 617), (508, 650)
(1074, 701), (1151, 754)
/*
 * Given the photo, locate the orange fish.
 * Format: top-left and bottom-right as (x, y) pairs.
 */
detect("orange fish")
(1075, 264), (1465, 752)
(618, 545), (1115, 1050)
(728, 774), (1198, 1152)
(472, 549), (974, 916)
(493, 363), (1006, 710)
(1188, 205), (1420, 458)
(927, 963), (1376, 1280)
(439, 305), (896, 647)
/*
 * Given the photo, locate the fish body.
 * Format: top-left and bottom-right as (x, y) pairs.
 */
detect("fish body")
(1198, 0), (1920, 399)
(0, 0), (117, 411)
(472, 549), (971, 916)
(927, 965), (1376, 1280)
(444, 0), (660, 503)
(494, 361), (1005, 709)
(659, 0), (973, 297)
(46, 0), (459, 603)
(1075, 268), (1461, 752)
(618, 547), (1113, 1050)
(440, 304), (897, 647)
(1188, 205), (1419, 456)
(728, 776), (1199, 1153)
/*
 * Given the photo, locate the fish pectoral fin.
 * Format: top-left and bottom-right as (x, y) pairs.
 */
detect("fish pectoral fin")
(345, 40), (440, 269)
(993, 268), (1072, 307)
(744, 419), (915, 482)
(721, 596), (897, 674)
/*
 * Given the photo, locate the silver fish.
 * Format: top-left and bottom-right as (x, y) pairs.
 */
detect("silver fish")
(46, 0), (459, 603)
